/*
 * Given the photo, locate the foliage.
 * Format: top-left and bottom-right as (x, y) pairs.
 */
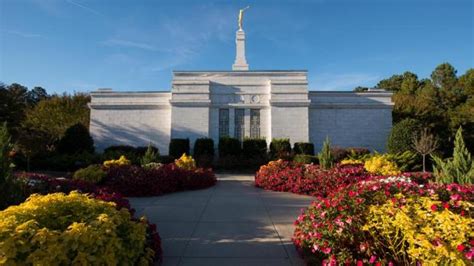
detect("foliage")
(413, 128), (439, 172)
(293, 177), (474, 265)
(364, 154), (401, 176)
(142, 162), (163, 170)
(169, 138), (190, 159)
(0, 123), (24, 209)
(102, 145), (152, 165)
(363, 193), (474, 264)
(269, 138), (291, 159)
(387, 118), (419, 154)
(386, 150), (419, 172)
(318, 137), (334, 170)
(56, 123), (94, 154)
(294, 142), (315, 155)
(255, 160), (371, 197)
(72, 164), (106, 184)
(174, 153), (196, 171)
(193, 138), (214, 167)
(432, 127), (474, 184)
(103, 164), (216, 197)
(0, 191), (154, 265)
(359, 64), (473, 155)
(141, 143), (160, 165)
(341, 158), (363, 165)
(218, 137), (241, 157)
(22, 93), (90, 149)
(103, 155), (131, 168)
(242, 138), (267, 158)
(293, 154), (318, 164)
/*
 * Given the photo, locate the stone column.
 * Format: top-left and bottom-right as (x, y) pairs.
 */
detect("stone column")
(229, 107), (235, 138)
(232, 30), (249, 71)
(244, 108), (251, 138)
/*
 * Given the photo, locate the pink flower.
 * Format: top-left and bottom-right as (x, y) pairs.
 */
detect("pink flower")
(321, 246), (332, 254)
(357, 261), (363, 266)
(465, 248), (474, 259)
(369, 255), (377, 263)
(450, 194), (461, 201)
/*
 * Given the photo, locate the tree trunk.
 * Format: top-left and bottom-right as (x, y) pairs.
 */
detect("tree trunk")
(422, 154), (426, 173)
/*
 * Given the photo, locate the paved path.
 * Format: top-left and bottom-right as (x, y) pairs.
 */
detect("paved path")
(129, 174), (314, 266)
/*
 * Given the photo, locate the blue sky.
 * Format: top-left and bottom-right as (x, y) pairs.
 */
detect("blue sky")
(0, 0), (472, 93)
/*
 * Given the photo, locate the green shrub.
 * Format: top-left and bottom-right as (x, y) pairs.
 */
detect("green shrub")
(318, 137), (334, 170)
(293, 154), (318, 164)
(242, 138), (267, 158)
(194, 138), (214, 158)
(141, 143), (160, 165)
(169, 139), (190, 159)
(386, 151), (420, 172)
(269, 138), (291, 159)
(72, 164), (106, 184)
(0, 192), (153, 265)
(293, 142), (314, 155)
(387, 118), (419, 154)
(218, 137), (241, 157)
(432, 127), (474, 184)
(57, 123), (94, 154)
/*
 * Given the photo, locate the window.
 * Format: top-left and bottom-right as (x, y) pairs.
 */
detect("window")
(219, 109), (229, 138)
(250, 109), (260, 138)
(234, 109), (245, 141)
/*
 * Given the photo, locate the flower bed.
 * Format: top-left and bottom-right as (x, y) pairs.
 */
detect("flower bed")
(255, 160), (372, 197)
(293, 177), (474, 265)
(0, 191), (161, 265)
(104, 163), (216, 197)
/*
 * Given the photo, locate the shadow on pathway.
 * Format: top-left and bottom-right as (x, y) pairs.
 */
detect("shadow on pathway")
(129, 173), (314, 266)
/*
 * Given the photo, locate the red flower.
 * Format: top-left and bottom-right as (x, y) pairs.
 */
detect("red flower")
(457, 244), (466, 252)
(357, 261), (363, 266)
(430, 204), (438, 211)
(443, 202), (450, 209)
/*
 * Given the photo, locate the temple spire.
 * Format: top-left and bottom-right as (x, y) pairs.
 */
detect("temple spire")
(232, 7), (249, 71)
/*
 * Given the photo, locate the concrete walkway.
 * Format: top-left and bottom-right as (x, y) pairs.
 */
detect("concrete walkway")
(129, 174), (314, 266)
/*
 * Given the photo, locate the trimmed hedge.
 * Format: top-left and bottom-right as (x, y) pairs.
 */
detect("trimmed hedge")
(293, 142), (314, 155)
(218, 137), (241, 157)
(57, 123), (94, 154)
(387, 118), (419, 154)
(194, 138), (214, 157)
(242, 138), (267, 158)
(269, 138), (291, 159)
(169, 138), (190, 159)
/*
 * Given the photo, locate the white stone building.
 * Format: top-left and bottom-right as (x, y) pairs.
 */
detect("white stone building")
(89, 28), (393, 155)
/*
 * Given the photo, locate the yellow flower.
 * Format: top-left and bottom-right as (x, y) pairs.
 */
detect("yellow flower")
(175, 153), (196, 170)
(103, 155), (131, 168)
(364, 154), (400, 176)
(341, 158), (363, 165)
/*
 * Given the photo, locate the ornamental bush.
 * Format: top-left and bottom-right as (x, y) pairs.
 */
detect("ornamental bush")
(140, 143), (160, 166)
(255, 160), (371, 197)
(293, 154), (318, 164)
(175, 153), (196, 171)
(193, 138), (214, 167)
(169, 139), (190, 159)
(218, 137), (241, 157)
(294, 142), (314, 155)
(364, 154), (400, 176)
(0, 191), (154, 265)
(72, 164), (106, 184)
(363, 193), (474, 264)
(56, 123), (94, 154)
(242, 138), (267, 158)
(103, 164), (216, 197)
(102, 145), (144, 165)
(270, 138), (291, 159)
(293, 178), (474, 265)
(387, 118), (419, 154)
(103, 155), (131, 168)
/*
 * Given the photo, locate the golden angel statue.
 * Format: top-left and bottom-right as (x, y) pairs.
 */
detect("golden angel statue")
(238, 6), (250, 30)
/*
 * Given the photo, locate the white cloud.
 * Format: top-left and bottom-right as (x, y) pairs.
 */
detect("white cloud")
(311, 73), (380, 91)
(101, 39), (158, 51)
(65, 0), (103, 16)
(1, 29), (42, 38)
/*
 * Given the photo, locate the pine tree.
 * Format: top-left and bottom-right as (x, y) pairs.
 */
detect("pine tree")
(141, 143), (159, 165)
(432, 127), (474, 184)
(318, 137), (334, 170)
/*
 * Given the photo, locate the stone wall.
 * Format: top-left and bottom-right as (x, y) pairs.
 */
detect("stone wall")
(309, 92), (393, 152)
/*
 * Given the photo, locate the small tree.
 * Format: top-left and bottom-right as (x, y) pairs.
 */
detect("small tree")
(412, 128), (438, 172)
(57, 123), (94, 154)
(431, 127), (474, 184)
(141, 143), (159, 165)
(318, 137), (334, 170)
(0, 122), (12, 183)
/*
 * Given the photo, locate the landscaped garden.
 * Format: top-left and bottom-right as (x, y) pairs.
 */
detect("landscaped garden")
(255, 130), (474, 265)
